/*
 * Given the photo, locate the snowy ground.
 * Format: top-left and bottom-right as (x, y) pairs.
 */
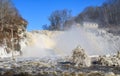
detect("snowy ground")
(0, 56), (119, 76)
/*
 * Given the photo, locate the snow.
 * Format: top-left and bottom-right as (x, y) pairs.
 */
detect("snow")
(0, 47), (20, 58)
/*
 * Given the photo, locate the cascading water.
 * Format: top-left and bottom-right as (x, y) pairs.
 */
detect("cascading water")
(21, 25), (120, 57)
(53, 27), (120, 56)
(21, 31), (56, 57)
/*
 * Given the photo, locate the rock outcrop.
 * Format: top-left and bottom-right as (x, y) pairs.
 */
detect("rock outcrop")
(0, 18), (27, 57)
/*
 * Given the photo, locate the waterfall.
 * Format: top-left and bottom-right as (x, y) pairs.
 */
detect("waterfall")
(20, 27), (120, 57)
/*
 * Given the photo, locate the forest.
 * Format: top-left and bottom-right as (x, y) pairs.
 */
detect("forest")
(43, 0), (120, 31)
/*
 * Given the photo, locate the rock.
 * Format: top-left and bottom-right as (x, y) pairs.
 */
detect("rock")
(3, 71), (14, 76)
(14, 72), (33, 76)
(116, 51), (120, 59)
(98, 52), (120, 66)
(62, 72), (70, 76)
(70, 72), (77, 76)
(72, 45), (91, 67)
(77, 72), (86, 76)
(99, 56), (113, 66)
(87, 71), (104, 76)
(105, 72), (115, 76)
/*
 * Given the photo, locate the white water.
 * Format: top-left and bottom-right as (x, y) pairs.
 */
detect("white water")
(21, 32), (55, 57)
(54, 27), (120, 56)
(20, 27), (120, 57)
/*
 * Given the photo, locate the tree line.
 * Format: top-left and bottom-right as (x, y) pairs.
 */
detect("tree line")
(42, 9), (72, 30)
(43, 0), (120, 30)
(75, 0), (120, 27)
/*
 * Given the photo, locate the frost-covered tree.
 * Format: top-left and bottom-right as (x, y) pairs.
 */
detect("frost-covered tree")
(0, 0), (27, 31)
(0, 0), (27, 52)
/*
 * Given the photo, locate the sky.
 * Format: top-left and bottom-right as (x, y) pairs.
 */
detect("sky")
(12, 0), (106, 31)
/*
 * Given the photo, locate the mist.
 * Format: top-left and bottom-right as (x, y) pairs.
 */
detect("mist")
(21, 32), (56, 57)
(21, 25), (120, 57)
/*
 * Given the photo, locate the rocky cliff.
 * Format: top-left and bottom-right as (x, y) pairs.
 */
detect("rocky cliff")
(0, 17), (27, 57)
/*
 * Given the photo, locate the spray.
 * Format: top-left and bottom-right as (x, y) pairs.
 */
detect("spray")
(21, 25), (120, 57)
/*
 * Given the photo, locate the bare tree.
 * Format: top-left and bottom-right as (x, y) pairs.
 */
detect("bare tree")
(0, 0), (27, 30)
(48, 9), (72, 30)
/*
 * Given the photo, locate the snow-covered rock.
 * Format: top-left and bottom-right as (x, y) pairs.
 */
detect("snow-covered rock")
(72, 45), (91, 67)
(98, 51), (120, 66)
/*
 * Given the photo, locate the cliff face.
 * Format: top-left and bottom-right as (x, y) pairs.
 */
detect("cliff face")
(0, 18), (27, 54)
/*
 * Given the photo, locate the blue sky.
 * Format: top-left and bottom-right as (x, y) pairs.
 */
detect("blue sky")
(12, 0), (105, 31)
